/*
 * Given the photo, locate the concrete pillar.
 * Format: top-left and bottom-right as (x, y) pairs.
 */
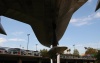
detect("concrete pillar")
(18, 59), (22, 63)
(57, 54), (60, 63)
(50, 59), (53, 63)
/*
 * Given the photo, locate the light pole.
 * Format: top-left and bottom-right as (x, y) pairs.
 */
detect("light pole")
(73, 44), (75, 50)
(36, 44), (38, 51)
(27, 34), (30, 50)
(20, 45), (21, 49)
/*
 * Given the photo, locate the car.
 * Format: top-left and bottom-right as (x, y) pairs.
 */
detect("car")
(33, 51), (40, 56)
(25, 50), (33, 55)
(8, 48), (26, 55)
(0, 47), (8, 54)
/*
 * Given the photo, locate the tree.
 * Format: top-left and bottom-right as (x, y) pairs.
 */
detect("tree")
(95, 50), (100, 63)
(67, 49), (71, 53)
(85, 47), (97, 56)
(40, 49), (48, 57)
(73, 49), (79, 56)
(63, 49), (71, 54)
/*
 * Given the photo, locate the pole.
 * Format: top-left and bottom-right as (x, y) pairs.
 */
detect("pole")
(36, 44), (38, 51)
(50, 45), (53, 63)
(27, 34), (30, 50)
(73, 44), (75, 50)
(20, 45), (21, 55)
(0, 16), (1, 23)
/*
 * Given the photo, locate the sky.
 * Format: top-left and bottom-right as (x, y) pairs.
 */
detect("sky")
(0, 0), (100, 55)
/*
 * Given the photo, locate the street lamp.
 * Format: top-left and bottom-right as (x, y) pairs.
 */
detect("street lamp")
(27, 34), (30, 50)
(36, 44), (38, 51)
(84, 47), (88, 50)
(73, 44), (75, 50)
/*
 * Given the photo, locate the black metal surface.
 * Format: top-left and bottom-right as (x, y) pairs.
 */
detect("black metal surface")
(0, 0), (87, 47)
(0, 23), (7, 35)
(95, 0), (100, 11)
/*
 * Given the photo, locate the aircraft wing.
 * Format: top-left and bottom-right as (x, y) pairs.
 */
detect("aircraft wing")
(95, 0), (100, 11)
(0, 0), (87, 47)
(0, 23), (6, 35)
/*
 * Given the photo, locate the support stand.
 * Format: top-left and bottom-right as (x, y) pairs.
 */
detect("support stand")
(57, 53), (60, 63)
(50, 59), (53, 63)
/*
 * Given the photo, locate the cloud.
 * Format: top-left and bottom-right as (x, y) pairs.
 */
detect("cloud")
(75, 41), (100, 49)
(94, 12), (100, 18)
(0, 38), (7, 43)
(12, 31), (24, 36)
(0, 38), (7, 46)
(70, 12), (100, 26)
(0, 37), (26, 47)
(0, 37), (26, 43)
(8, 38), (26, 42)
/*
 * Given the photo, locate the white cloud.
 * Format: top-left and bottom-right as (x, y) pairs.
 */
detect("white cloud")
(94, 12), (100, 18)
(0, 38), (7, 43)
(12, 31), (24, 36)
(0, 37), (26, 43)
(8, 38), (26, 42)
(76, 42), (100, 49)
(70, 12), (100, 26)
(0, 37), (26, 47)
(0, 38), (7, 46)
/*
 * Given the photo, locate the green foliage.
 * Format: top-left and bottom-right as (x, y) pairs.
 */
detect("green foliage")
(40, 49), (48, 57)
(73, 49), (79, 56)
(85, 47), (97, 57)
(85, 48), (100, 63)
(63, 49), (71, 54)
(95, 50), (100, 63)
